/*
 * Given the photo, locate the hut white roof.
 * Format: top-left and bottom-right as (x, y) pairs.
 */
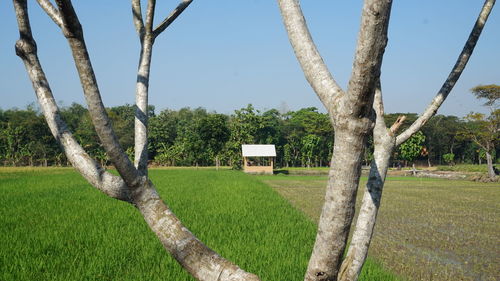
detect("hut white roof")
(241, 144), (276, 157)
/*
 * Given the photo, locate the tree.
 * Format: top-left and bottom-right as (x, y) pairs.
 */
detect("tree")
(197, 113), (230, 169)
(459, 84), (499, 179)
(460, 111), (499, 179)
(277, 0), (494, 280)
(13, 1), (495, 281)
(13, 0), (259, 280)
(422, 115), (462, 166)
(225, 104), (263, 169)
(443, 153), (455, 165)
(397, 131), (425, 174)
(471, 84), (500, 106)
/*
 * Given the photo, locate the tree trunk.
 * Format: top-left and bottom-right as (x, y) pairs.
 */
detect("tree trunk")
(339, 134), (394, 281)
(485, 151), (495, 179)
(305, 127), (369, 281)
(134, 38), (153, 175)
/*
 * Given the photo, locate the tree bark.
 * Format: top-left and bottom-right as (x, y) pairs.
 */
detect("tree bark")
(134, 36), (153, 175)
(338, 85), (397, 281)
(305, 125), (369, 281)
(277, 0), (343, 116)
(485, 150), (495, 179)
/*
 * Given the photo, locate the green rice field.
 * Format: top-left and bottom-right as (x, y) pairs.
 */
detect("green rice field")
(0, 168), (399, 281)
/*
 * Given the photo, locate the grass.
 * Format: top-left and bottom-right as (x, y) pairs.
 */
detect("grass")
(435, 164), (491, 173)
(0, 168), (399, 281)
(259, 174), (500, 281)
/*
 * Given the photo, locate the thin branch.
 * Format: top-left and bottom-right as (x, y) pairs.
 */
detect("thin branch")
(132, 0), (145, 40)
(152, 0), (193, 39)
(145, 0), (156, 33)
(36, 0), (63, 28)
(373, 81), (387, 127)
(277, 0), (344, 115)
(14, 0), (130, 202)
(390, 115), (406, 134)
(396, 0), (496, 146)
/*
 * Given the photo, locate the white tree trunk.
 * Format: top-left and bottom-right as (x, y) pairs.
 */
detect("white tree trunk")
(485, 151), (496, 179)
(337, 85), (398, 281)
(134, 38), (153, 174)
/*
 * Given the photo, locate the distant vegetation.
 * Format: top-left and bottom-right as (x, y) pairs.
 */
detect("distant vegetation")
(0, 103), (498, 168)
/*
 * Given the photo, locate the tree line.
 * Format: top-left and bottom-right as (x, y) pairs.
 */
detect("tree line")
(1, 103), (497, 168)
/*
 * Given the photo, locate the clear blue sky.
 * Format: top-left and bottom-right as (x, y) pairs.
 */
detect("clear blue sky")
(1, 1), (498, 116)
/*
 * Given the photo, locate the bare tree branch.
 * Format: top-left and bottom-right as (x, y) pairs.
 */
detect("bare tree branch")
(346, 0), (392, 119)
(133, 0), (193, 175)
(277, 0), (344, 115)
(54, 0), (141, 187)
(389, 115), (406, 134)
(36, 0), (63, 28)
(152, 0), (193, 39)
(14, 0), (129, 202)
(145, 0), (156, 33)
(396, 0), (496, 146)
(134, 40), (153, 175)
(133, 0), (155, 175)
(132, 0), (145, 40)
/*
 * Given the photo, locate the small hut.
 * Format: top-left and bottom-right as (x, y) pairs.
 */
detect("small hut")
(241, 144), (276, 174)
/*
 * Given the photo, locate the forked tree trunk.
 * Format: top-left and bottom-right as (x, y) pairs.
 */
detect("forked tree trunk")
(306, 125), (370, 280)
(339, 1), (495, 280)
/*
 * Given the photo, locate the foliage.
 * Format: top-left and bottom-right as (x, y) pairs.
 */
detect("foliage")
(458, 85), (499, 178)
(442, 153), (455, 165)
(470, 84), (500, 106)
(1, 104), (497, 168)
(397, 131), (426, 164)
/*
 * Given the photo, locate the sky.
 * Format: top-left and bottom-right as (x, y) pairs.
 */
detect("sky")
(0, 1), (499, 117)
